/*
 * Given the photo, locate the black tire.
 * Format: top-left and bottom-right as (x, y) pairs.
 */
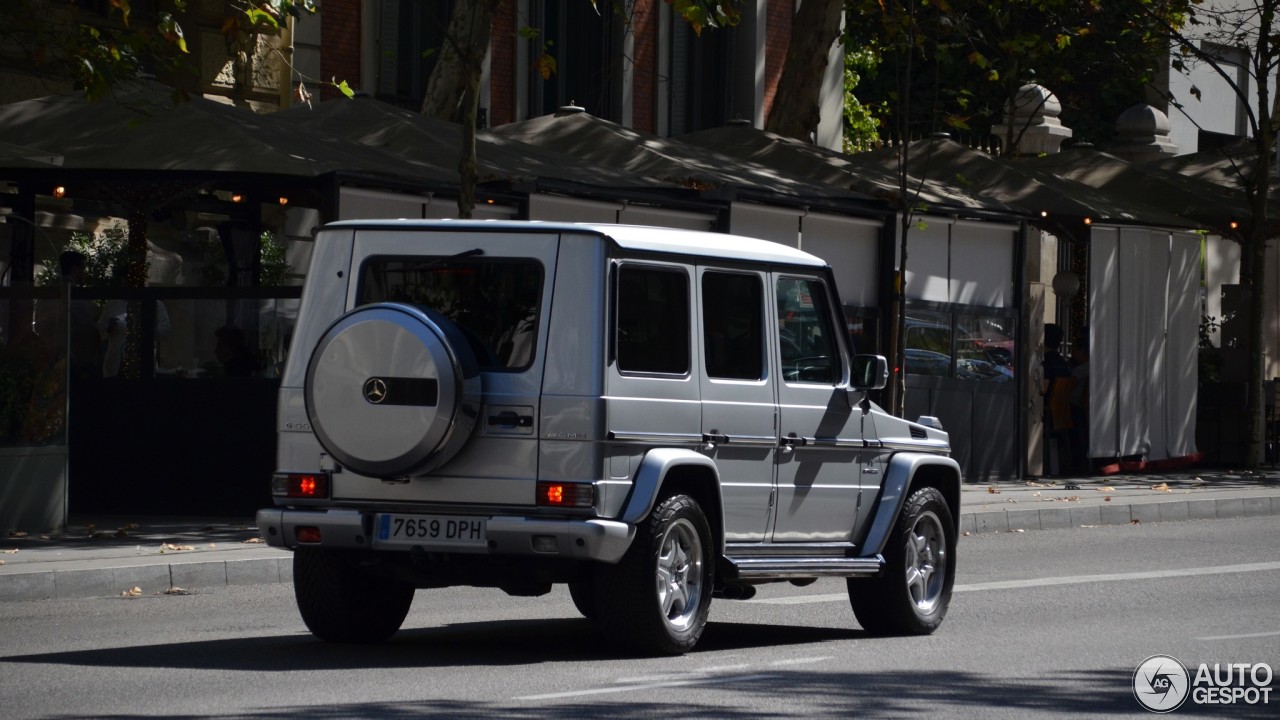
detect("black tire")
(592, 494), (714, 655)
(848, 486), (955, 636)
(293, 548), (415, 643)
(567, 578), (597, 620)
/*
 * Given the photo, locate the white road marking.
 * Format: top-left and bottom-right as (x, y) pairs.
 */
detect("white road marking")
(769, 656), (833, 667)
(747, 561), (1280, 604)
(1194, 630), (1280, 641)
(514, 673), (775, 701)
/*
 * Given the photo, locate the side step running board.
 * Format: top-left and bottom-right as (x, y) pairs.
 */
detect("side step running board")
(724, 555), (884, 580)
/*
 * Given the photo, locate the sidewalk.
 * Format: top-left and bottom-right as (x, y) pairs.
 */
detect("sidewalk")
(2, 468), (1278, 603)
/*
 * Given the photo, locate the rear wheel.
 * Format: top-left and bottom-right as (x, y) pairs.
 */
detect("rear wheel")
(567, 578), (597, 620)
(293, 548), (415, 643)
(848, 486), (955, 635)
(592, 494), (714, 655)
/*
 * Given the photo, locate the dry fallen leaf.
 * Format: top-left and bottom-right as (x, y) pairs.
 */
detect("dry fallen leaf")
(163, 544), (194, 551)
(1009, 528), (1026, 533)
(2, 549), (18, 554)
(1025, 480), (1050, 488)
(0, 560), (5, 566)
(1096, 486), (1115, 492)
(1064, 496), (1080, 502)
(962, 531), (972, 537)
(163, 587), (193, 595)
(1130, 518), (1141, 524)
(987, 486), (1000, 494)
(241, 537), (264, 544)
(1105, 496), (1112, 502)
(8, 530), (28, 538)
(1151, 483), (1171, 492)
(122, 586), (143, 597)
(115, 529), (129, 538)
(1033, 491), (1042, 497)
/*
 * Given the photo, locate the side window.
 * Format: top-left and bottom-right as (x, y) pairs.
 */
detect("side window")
(616, 265), (690, 375)
(777, 276), (840, 384)
(702, 272), (764, 380)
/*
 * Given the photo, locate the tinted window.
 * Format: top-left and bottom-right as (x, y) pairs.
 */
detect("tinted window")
(777, 276), (840, 384)
(617, 265), (689, 375)
(358, 256), (542, 371)
(703, 272), (764, 380)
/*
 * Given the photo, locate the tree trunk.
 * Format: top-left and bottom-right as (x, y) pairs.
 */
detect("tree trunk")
(764, 0), (844, 142)
(422, 0), (501, 219)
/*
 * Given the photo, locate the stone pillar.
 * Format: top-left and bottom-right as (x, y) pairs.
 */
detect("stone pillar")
(992, 84), (1073, 156)
(1107, 103), (1179, 162)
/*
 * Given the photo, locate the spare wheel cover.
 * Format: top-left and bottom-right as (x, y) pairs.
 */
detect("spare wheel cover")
(305, 303), (480, 477)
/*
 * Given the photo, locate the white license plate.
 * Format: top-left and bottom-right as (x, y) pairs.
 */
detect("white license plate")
(374, 513), (487, 547)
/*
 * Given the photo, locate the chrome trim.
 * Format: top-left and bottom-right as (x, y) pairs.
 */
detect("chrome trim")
(877, 439), (952, 453)
(803, 437), (870, 449)
(726, 555), (884, 579)
(607, 430), (704, 443)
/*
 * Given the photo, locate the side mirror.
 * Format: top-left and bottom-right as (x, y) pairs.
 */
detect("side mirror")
(851, 354), (889, 391)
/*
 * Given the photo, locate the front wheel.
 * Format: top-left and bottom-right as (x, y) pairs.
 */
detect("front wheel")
(592, 494), (714, 655)
(848, 486), (955, 635)
(293, 548), (415, 643)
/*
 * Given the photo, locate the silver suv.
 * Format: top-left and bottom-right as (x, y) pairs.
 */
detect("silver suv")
(257, 220), (961, 655)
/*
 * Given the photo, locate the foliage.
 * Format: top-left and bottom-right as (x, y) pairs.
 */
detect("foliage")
(667, 0), (743, 35)
(0, 1), (350, 101)
(845, 1), (1188, 149)
(35, 227), (131, 287)
(195, 230), (290, 286)
(843, 47), (884, 153)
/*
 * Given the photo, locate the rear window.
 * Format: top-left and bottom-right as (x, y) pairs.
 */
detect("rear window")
(358, 256), (542, 371)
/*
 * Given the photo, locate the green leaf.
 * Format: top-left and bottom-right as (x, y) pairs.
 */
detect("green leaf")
(334, 79), (354, 98)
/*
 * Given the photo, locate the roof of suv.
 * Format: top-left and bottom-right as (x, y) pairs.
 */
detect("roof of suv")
(324, 219), (828, 268)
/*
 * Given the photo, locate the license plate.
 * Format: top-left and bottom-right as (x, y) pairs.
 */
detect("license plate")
(374, 513), (487, 547)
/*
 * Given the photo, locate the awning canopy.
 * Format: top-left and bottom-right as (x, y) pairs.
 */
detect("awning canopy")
(489, 109), (879, 210)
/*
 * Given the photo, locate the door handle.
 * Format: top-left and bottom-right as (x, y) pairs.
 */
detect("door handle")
(488, 411), (533, 428)
(702, 432), (729, 450)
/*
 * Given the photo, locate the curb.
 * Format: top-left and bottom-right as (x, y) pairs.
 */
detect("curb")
(959, 494), (1280, 535)
(0, 552), (293, 604)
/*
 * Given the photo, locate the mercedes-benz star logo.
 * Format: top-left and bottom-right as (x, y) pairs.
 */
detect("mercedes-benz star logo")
(1133, 654), (1190, 713)
(363, 377), (388, 404)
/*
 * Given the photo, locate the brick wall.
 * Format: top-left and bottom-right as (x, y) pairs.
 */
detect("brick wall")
(320, 0), (362, 101)
(631, 0), (658, 134)
(490, 0), (517, 126)
(763, 0), (792, 123)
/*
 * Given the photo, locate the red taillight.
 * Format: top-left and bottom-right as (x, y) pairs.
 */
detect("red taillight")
(274, 473), (329, 499)
(536, 481), (595, 508)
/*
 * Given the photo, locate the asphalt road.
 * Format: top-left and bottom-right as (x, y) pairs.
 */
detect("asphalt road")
(1, 516), (1277, 719)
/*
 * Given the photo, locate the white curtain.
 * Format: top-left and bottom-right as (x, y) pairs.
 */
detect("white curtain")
(1089, 226), (1199, 462)
(729, 203), (802, 247)
(950, 221), (1017, 308)
(800, 213), (881, 307)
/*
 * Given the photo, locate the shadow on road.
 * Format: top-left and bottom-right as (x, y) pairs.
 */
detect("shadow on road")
(24, 666), (1261, 719)
(0, 619), (860, 671)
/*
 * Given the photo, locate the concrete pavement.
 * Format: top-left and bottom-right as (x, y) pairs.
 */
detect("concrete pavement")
(2, 468), (1278, 603)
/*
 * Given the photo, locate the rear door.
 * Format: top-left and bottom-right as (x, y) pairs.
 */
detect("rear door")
(696, 267), (777, 541)
(331, 228), (560, 506)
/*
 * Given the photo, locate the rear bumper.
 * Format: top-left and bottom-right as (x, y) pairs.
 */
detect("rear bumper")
(256, 508), (635, 564)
